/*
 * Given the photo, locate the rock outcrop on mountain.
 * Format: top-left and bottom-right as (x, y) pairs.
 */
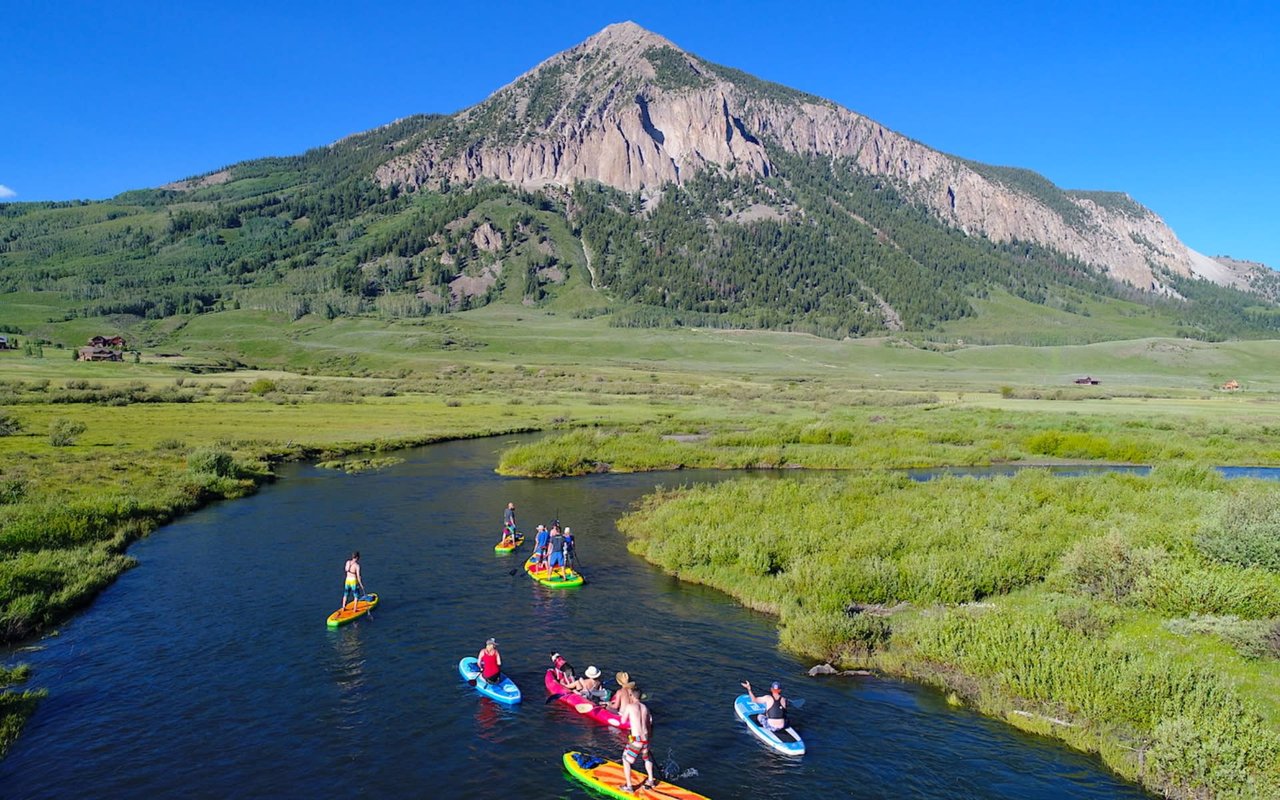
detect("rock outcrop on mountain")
(377, 22), (1266, 294)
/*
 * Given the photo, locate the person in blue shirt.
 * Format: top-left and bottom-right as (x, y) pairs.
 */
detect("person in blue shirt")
(563, 526), (576, 567)
(533, 524), (550, 568)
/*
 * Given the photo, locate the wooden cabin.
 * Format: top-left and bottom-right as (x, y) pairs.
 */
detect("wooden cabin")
(78, 346), (123, 362)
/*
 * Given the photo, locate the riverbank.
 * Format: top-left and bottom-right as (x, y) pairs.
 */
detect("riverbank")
(615, 469), (1280, 799)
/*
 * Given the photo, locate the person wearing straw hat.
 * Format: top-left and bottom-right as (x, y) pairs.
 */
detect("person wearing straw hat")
(615, 672), (655, 792)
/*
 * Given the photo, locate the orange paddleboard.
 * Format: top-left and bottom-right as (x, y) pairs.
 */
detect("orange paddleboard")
(563, 751), (710, 800)
(326, 593), (378, 627)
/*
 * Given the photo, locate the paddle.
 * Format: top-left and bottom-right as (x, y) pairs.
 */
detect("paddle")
(628, 770), (679, 799)
(547, 692), (597, 714)
(634, 782), (680, 799)
(358, 594), (372, 621)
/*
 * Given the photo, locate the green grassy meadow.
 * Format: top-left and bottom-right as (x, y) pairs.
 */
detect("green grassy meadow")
(4, 304), (1280, 793)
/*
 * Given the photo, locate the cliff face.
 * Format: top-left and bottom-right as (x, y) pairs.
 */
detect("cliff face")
(376, 22), (1261, 293)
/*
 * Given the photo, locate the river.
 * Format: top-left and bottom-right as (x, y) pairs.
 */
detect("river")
(1, 436), (1154, 798)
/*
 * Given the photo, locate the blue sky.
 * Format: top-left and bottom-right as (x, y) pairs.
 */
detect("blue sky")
(3, 0), (1276, 266)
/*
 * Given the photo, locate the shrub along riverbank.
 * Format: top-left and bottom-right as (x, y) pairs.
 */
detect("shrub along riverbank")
(497, 402), (1280, 477)
(616, 468), (1280, 799)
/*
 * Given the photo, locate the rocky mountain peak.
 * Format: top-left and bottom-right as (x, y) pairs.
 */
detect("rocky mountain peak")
(579, 20), (683, 58)
(374, 24), (1263, 295)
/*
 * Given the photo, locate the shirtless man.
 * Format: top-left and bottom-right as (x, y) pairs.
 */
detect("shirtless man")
(341, 551), (364, 611)
(616, 673), (655, 792)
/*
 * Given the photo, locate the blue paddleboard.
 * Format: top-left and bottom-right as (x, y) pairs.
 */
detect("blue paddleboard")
(459, 657), (522, 704)
(734, 693), (805, 755)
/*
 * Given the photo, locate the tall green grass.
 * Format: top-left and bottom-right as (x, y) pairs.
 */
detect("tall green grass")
(499, 405), (1280, 477)
(0, 665), (44, 759)
(617, 469), (1280, 798)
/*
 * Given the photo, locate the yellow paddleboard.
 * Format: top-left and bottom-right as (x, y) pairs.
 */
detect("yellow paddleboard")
(326, 593), (378, 627)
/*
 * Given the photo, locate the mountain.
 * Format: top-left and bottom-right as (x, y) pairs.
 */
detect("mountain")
(374, 22), (1268, 296)
(1, 22), (1278, 347)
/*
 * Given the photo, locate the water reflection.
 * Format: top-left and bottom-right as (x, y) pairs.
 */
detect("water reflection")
(330, 623), (368, 737)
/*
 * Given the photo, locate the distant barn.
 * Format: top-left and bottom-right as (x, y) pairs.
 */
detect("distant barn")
(89, 335), (126, 349)
(1073, 376), (1101, 385)
(1222, 379), (1241, 391)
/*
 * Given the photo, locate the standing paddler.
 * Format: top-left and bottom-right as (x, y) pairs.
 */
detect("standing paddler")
(341, 551), (364, 611)
(616, 672), (656, 792)
(499, 502), (517, 547)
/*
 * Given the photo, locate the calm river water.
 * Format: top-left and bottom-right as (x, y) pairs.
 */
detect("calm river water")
(2, 436), (1155, 798)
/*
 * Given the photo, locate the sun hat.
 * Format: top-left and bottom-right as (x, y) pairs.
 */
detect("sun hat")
(585, 665), (601, 679)
(486, 637), (498, 646)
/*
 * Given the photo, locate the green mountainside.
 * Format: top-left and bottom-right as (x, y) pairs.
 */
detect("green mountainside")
(2, 34), (1278, 350)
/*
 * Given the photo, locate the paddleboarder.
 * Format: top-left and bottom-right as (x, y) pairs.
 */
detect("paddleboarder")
(498, 502), (517, 547)
(564, 526), (577, 567)
(477, 638), (503, 686)
(616, 672), (656, 792)
(341, 551), (364, 611)
(548, 524), (567, 576)
(533, 524), (550, 568)
(741, 679), (789, 733)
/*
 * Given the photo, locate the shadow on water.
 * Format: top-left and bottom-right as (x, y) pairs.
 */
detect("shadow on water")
(1, 435), (1163, 798)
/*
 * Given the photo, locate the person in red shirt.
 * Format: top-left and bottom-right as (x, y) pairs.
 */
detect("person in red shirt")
(477, 638), (503, 685)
